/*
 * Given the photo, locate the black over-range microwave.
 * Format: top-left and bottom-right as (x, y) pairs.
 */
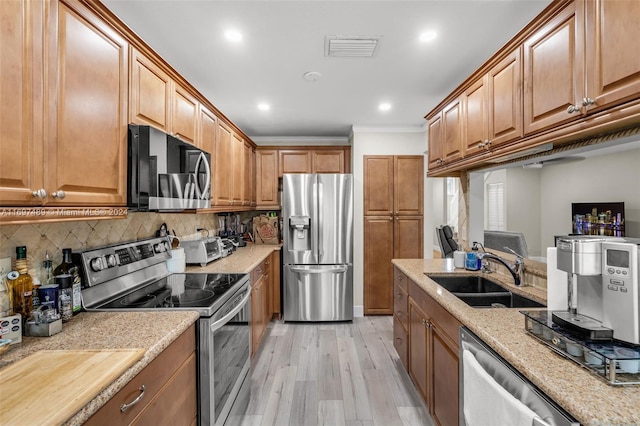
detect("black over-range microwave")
(128, 124), (211, 211)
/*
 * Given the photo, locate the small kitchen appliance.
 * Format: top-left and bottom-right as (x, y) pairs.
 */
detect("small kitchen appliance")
(182, 237), (223, 266)
(77, 237), (250, 426)
(128, 125), (211, 211)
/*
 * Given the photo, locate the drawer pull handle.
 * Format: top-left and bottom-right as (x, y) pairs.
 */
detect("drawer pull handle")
(120, 385), (145, 413)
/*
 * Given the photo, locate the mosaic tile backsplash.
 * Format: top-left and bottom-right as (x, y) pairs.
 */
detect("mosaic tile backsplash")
(0, 212), (221, 281)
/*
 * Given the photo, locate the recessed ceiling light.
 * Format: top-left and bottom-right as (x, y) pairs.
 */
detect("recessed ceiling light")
(379, 103), (392, 111)
(419, 31), (437, 43)
(225, 30), (243, 42)
(257, 103), (270, 111)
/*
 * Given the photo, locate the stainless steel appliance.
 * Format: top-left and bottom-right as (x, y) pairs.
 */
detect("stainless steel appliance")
(282, 174), (353, 322)
(128, 125), (211, 211)
(547, 236), (640, 343)
(78, 237), (250, 426)
(182, 237), (223, 266)
(460, 327), (578, 426)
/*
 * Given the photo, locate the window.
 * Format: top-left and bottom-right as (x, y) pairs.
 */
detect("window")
(486, 182), (504, 231)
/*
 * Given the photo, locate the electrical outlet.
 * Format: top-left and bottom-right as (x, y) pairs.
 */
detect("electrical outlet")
(0, 257), (12, 278)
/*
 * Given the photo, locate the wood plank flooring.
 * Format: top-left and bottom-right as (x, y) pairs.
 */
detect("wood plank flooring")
(241, 316), (434, 426)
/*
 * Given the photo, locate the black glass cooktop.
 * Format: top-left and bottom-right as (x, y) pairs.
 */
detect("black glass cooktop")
(98, 273), (248, 316)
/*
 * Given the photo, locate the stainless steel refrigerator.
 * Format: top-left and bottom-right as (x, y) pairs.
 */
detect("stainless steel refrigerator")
(282, 174), (353, 321)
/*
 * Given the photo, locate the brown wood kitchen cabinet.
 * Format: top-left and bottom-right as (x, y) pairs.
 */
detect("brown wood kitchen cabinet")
(231, 132), (244, 205)
(212, 120), (233, 206)
(428, 98), (463, 169)
(393, 267), (409, 370)
(278, 147), (350, 176)
(130, 47), (199, 145)
(255, 149), (279, 209)
(250, 250), (281, 357)
(86, 324), (197, 425)
(1, 0), (129, 207)
(363, 156), (423, 315)
(403, 277), (461, 426)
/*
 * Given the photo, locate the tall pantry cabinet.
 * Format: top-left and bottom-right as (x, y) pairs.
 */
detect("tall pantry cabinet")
(363, 155), (424, 315)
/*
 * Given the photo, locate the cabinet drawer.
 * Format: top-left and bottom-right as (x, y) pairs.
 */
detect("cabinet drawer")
(393, 283), (408, 331)
(87, 324), (196, 425)
(393, 317), (408, 370)
(393, 267), (407, 292)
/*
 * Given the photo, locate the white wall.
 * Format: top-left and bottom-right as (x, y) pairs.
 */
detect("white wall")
(351, 128), (430, 313)
(540, 148), (640, 246)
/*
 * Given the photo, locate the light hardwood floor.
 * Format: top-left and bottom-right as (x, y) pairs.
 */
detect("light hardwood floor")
(241, 316), (435, 426)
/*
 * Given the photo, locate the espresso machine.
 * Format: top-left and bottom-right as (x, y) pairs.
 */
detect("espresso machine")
(548, 236), (640, 344)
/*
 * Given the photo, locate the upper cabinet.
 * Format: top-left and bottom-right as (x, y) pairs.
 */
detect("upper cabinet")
(279, 147), (350, 176)
(130, 48), (198, 145)
(256, 150), (279, 209)
(1, 0), (129, 207)
(523, 2), (584, 135)
(584, 0), (640, 113)
(426, 0), (640, 177)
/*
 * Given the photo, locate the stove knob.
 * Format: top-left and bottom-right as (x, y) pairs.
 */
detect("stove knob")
(90, 257), (104, 272)
(154, 243), (166, 253)
(105, 254), (117, 268)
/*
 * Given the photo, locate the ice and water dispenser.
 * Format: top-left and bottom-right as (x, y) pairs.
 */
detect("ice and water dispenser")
(288, 216), (311, 251)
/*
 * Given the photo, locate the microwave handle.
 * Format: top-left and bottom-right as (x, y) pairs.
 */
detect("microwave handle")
(194, 152), (211, 200)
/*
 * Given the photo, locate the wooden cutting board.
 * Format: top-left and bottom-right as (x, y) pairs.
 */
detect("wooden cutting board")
(0, 349), (145, 425)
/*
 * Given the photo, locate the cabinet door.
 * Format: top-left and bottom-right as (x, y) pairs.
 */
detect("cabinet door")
(231, 133), (244, 205)
(256, 150), (278, 207)
(279, 150), (311, 175)
(172, 83), (198, 144)
(312, 150), (344, 173)
(523, 2), (584, 135)
(408, 297), (430, 405)
(198, 106), (216, 154)
(463, 76), (488, 157)
(431, 326), (459, 426)
(270, 250), (281, 319)
(46, 0), (128, 206)
(488, 48), (523, 147)
(130, 48), (171, 131)
(243, 141), (252, 206)
(393, 317), (408, 371)
(394, 156), (423, 216)
(442, 98), (463, 163)
(585, 0), (640, 112)
(212, 121), (232, 205)
(363, 216), (394, 315)
(394, 216), (423, 259)
(0, 0), (44, 205)
(250, 275), (265, 358)
(363, 156), (394, 216)
(427, 114), (443, 169)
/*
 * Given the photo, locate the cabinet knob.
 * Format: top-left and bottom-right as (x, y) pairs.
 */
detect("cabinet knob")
(51, 190), (66, 199)
(396, 292), (402, 297)
(395, 337), (402, 343)
(389, 217), (393, 221)
(32, 189), (47, 199)
(582, 97), (595, 107)
(478, 142), (485, 148)
(485, 140), (492, 147)
(567, 105), (581, 114)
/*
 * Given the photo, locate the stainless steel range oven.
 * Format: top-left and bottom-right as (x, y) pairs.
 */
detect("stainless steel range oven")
(78, 237), (250, 426)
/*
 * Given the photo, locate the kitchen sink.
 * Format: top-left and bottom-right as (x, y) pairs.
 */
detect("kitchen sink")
(426, 274), (545, 309)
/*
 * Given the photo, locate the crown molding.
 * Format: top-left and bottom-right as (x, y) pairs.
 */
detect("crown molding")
(250, 136), (350, 146)
(351, 124), (427, 134)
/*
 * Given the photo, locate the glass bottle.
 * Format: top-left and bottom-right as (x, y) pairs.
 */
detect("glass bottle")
(56, 274), (73, 322)
(10, 246), (33, 321)
(54, 248), (82, 315)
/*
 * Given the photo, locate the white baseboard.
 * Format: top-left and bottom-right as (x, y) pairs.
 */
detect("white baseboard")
(353, 305), (364, 317)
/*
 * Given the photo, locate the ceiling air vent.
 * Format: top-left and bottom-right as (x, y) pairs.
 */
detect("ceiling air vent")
(325, 35), (381, 57)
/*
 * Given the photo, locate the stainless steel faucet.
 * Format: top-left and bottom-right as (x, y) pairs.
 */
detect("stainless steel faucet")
(476, 244), (525, 286)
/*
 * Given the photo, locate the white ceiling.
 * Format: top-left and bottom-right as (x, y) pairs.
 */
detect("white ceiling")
(102, 0), (552, 140)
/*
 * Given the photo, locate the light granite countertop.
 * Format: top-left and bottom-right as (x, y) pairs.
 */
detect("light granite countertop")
(0, 310), (199, 425)
(393, 258), (640, 426)
(186, 242), (281, 274)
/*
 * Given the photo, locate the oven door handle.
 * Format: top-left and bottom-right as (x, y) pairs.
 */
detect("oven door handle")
(210, 290), (250, 332)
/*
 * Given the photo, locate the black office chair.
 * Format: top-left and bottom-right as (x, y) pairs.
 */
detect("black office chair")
(436, 225), (459, 258)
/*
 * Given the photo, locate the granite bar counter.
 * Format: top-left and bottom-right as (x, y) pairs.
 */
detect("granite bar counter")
(393, 258), (640, 426)
(0, 310), (199, 425)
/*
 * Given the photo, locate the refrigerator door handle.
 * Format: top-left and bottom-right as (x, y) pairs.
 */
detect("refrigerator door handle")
(312, 181), (319, 261)
(290, 266), (348, 274)
(318, 182), (324, 259)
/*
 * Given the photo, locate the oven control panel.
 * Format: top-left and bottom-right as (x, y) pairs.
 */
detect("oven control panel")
(78, 237), (171, 287)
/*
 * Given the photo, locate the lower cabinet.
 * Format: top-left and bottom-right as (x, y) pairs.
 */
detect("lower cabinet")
(396, 274), (461, 426)
(86, 324), (197, 425)
(250, 249), (281, 358)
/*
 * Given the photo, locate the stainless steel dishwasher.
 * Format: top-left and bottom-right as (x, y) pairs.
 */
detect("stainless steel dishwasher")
(459, 327), (578, 426)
